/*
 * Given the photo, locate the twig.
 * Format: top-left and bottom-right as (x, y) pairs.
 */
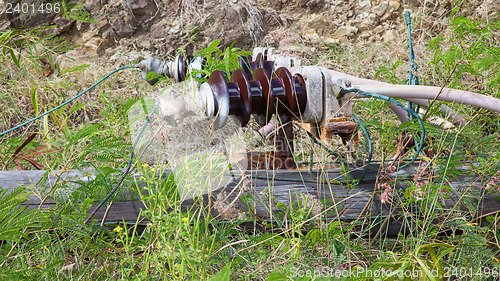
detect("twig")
(357, 189), (376, 221)
(421, 63), (459, 122)
(471, 210), (500, 223)
(144, 0), (160, 24)
(121, 0), (137, 21)
(100, 201), (114, 226)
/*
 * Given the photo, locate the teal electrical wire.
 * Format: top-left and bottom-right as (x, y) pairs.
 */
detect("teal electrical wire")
(2, 64), (144, 224)
(132, 100), (160, 150)
(405, 10), (420, 115)
(405, 10), (419, 87)
(352, 114), (372, 184)
(341, 88), (425, 171)
(0, 65), (139, 138)
(85, 100), (160, 224)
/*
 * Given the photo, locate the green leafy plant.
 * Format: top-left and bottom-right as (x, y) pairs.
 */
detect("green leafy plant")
(372, 243), (455, 281)
(426, 14), (499, 94)
(57, 124), (130, 168)
(189, 40), (252, 83)
(0, 187), (41, 242)
(60, 1), (100, 24)
(0, 26), (74, 73)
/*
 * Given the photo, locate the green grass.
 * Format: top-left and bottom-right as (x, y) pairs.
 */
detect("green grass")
(0, 4), (500, 280)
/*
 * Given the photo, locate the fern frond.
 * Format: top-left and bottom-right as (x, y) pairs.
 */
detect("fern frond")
(0, 188), (41, 242)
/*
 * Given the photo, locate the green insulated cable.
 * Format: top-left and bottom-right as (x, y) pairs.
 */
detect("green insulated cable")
(0, 65), (139, 138)
(85, 99), (160, 224)
(341, 88), (425, 171)
(405, 10), (420, 115)
(0, 62), (158, 224)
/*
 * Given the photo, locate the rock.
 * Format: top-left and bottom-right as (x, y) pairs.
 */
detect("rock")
(150, 19), (169, 38)
(322, 37), (340, 45)
(83, 0), (102, 14)
(171, 19), (182, 33)
(332, 19), (343, 26)
(302, 26), (321, 41)
(297, 0), (325, 9)
(54, 16), (75, 34)
(334, 25), (358, 43)
(128, 0), (151, 15)
(265, 28), (303, 49)
(381, 0), (401, 20)
(279, 45), (316, 58)
(111, 17), (134, 38)
(388, 0), (400, 10)
(357, 12), (378, 31)
(59, 263), (76, 274)
(372, 2), (388, 17)
(202, 3), (265, 48)
(383, 29), (397, 42)
(0, 0), (490, 69)
(373, 25), (385, 35)
(306, 16), (329, 36)
(307, 0), (325, 9)
(94, 15), (109, 32)
(359, 30), (372, 39)
(358, 0), (371, 8)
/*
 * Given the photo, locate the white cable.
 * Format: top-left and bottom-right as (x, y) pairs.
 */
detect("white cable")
(328, 69), (500, 112)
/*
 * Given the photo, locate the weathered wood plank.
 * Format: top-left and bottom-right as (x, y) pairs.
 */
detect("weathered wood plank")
(0, 168), (149, 223)
(1, 165), (499, 236)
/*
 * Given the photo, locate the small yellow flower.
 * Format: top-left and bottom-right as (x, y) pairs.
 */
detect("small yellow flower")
(114, 225), (123, 233)
(182, 217), (189, 223)
(142, 163), (149, 168)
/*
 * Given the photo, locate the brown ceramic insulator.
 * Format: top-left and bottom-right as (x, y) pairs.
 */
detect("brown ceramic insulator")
(263, 60), (275, 76)
(240, 53), (276, 80)
(274, 67), (297, 114)
(177, 54), (187, 81)
(270, 75), (288, 114)
(248, 80), (265, 113)
(254, 67), (289, 115)
(208, 70), (230, 129)
(239, 55), (254, 78)
(250, 53), (264, 73)
(227, 83), (240, 113)
(253, 68), (274, 122)
(293, 74), (307, 114)
(230, 69), (252, 126)
(206, 65), (307, 128)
